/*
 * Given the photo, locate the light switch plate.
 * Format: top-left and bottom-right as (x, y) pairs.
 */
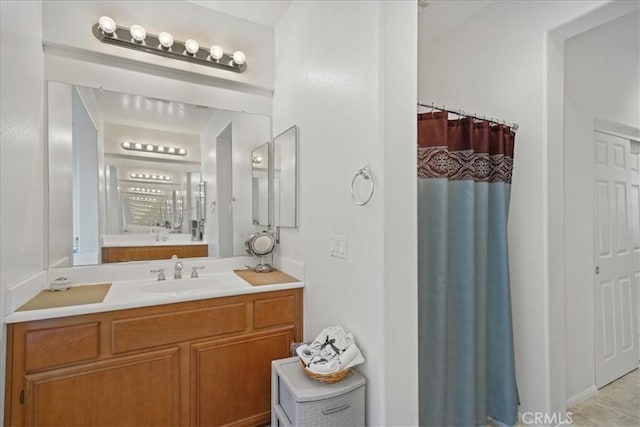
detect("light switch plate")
(330, 234), (347, 259)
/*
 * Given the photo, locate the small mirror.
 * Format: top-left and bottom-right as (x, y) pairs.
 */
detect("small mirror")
(274, 125), (298, 228)
(251, 143), (270, 226)
(245, 231), (276, 273)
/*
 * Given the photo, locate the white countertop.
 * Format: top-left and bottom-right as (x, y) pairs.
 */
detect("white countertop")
(5, 272), (303, 324)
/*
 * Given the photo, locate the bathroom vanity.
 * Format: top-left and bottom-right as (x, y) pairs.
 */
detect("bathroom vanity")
(4, 274), (303, 426)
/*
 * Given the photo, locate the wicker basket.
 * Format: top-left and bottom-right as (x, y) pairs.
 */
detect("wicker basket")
(299, 359), (350, 384)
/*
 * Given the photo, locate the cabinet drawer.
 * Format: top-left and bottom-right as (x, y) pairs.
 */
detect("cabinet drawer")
(254, 295), (296, 329)
(112, 303), (246, 353)
(25, 322), (99, 372)
(281, 384), (365, 426)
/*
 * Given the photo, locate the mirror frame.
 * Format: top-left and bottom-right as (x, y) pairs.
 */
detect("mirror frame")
(273, 125), (299, 228)
(45, 79), (275, 268)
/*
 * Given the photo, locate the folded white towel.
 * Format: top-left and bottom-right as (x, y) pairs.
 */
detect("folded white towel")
(338, 344), (364, 369)
(298, 325), (365, 374)
(296, 344), (316, 366)
(307, 357), (340, 374)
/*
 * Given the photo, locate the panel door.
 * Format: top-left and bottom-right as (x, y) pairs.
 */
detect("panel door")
(23, 348), (180, 426)
(594, 130), (640, 388)
(191, 329), (293, 426)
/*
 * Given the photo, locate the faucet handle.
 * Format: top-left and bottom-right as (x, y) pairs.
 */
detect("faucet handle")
(151, 269), (166, 281)
(191, 266), (205, 278)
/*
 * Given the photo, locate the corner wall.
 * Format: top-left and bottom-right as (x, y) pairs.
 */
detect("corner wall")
(564, 9), (640, 400)
(0, 1), (45, 422)
(273, 1), (417, 424)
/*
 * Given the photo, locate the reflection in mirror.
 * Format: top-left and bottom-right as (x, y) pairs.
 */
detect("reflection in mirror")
(47, 82), (271, 267)
(252, 143), (269, 226)
(273, 125), (298, 228)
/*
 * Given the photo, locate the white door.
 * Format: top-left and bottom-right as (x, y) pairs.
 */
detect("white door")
(594, 130), (640, 388)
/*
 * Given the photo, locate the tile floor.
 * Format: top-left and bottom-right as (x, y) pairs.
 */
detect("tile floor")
(569, 369), (639, 426)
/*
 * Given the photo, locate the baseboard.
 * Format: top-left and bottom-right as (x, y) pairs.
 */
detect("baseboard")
(567, 385), (598, 408)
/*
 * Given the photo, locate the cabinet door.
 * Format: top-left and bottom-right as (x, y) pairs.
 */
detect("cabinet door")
(192, 329), (293, 426)
(23, 348), (180, 426)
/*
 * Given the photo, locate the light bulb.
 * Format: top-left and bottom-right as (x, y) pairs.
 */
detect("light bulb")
(144, 174), (150, 178)
(146, 144), (154, 151)
(135, 143), (143, 150)
(158, 32), (173, 49)
(232, 51), (246, 65)
(164, 176), (171, 180)
(185, 39), (199, 55)
(209, 45), (223, 60)
(98, 16), (116, 35)
(130, 25), (146, 42)
(130, 173), (136, 178)
(157, 146), (165, 152)
(168, 147), (176, 154)
(178, 148), (186, 155)
(151, 175), (157, 179)
(122, 141), (131, 149)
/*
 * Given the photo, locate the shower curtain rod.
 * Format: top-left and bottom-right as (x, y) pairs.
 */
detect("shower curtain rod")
(417, 100), (519, 131)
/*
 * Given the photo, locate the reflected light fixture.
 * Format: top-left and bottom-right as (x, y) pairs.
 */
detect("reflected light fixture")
(130, 173), (171, 181)
(121, 141), (187, 156)
(92, 17), (247, 73)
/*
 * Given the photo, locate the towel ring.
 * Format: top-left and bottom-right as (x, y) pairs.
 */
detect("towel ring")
(351, 165), (374, 206)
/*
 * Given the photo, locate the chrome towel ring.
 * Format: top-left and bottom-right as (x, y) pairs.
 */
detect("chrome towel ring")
(351, 165), (375, 206)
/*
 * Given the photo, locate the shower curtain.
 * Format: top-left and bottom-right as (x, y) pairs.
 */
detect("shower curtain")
(417, 111), (518, 426)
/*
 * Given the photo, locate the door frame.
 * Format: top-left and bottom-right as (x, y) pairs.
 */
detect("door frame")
(545, 0), (640, 413)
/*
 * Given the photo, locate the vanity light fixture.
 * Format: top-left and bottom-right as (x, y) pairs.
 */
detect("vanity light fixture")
(121, 141), (187, 156)
(130, 187), (162, 194)
(130, 173), (171, 181)
(92, 17), (247, 73)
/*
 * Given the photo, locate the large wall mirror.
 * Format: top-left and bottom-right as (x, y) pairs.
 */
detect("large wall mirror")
(48, 82), (271, 267)
(273, 125), (298, 228)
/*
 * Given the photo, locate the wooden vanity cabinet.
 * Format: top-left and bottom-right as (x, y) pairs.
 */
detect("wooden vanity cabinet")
(101, 244), (208, 263)
(4, 289), (303, 427)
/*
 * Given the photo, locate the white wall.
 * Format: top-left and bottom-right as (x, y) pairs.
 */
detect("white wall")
(47, 82), (74, 268)
(0, 1), (44, 422)
(273, 1), (417, 425)
(564, 9), (640, 401)
(42, 0), (274, 93)
(418, 0), (609, 418)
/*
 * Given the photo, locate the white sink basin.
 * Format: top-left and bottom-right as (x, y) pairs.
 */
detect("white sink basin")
(140, 278), (219, 293)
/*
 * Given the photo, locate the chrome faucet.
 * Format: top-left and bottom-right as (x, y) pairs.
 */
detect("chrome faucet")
(172, 255), (183, 279)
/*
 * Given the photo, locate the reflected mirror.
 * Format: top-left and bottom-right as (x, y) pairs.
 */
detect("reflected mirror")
(251, 143), (269, 226)
(273, 125), (298, 228)
(47, 82), (271, 267)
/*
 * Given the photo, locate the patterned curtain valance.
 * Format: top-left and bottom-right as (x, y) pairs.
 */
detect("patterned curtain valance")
(417, 111), (515, 183)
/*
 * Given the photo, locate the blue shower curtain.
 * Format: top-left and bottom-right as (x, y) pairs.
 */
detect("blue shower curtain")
(417, 112), (519, 426)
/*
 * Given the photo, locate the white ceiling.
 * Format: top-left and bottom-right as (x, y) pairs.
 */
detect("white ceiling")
(92, 89), (217, 134)
(187, 0), (292, 27)
(418, 0), (496, 46)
